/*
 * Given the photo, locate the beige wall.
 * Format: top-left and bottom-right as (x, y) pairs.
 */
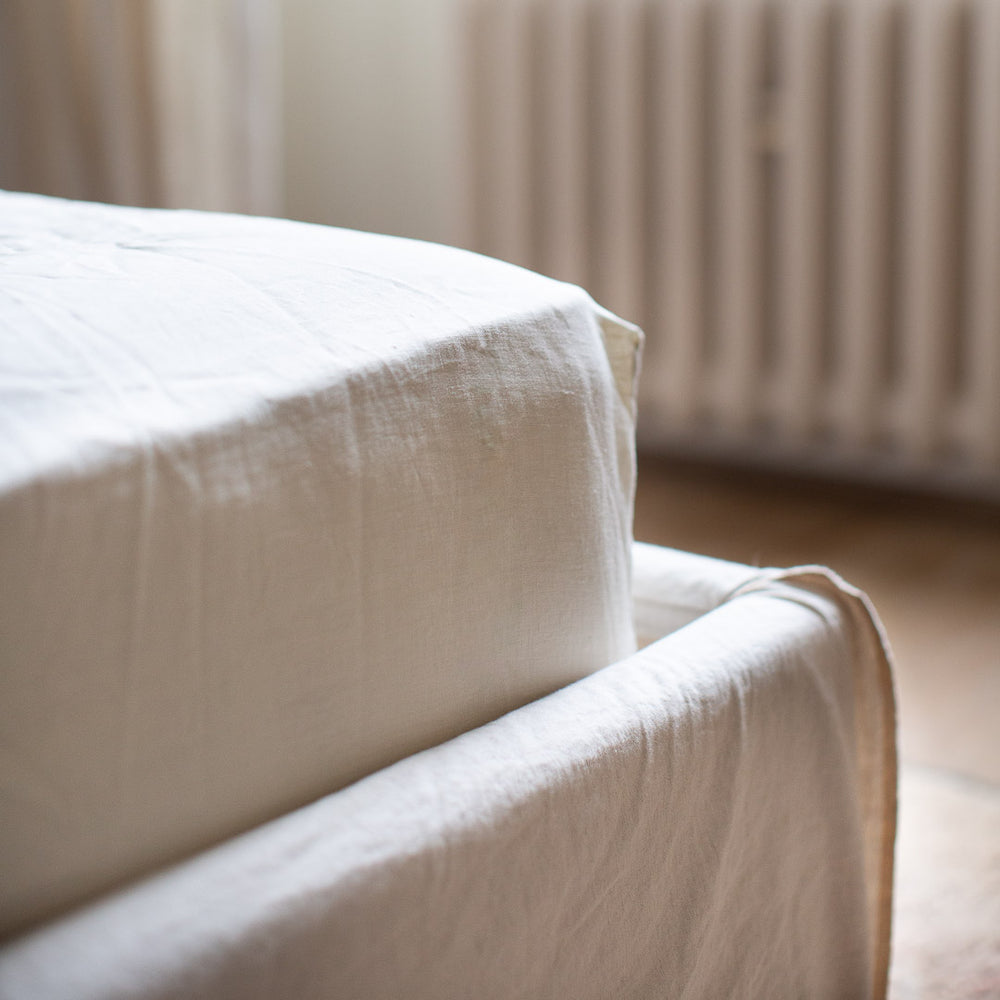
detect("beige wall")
(281, 0), (462, 245)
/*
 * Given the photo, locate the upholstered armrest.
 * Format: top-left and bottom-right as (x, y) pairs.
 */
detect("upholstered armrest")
(632, 540), (897, 996)
(0, 543), (897, 1000)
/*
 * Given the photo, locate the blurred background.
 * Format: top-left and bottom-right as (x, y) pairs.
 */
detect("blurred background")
(1, 1), (997, 995)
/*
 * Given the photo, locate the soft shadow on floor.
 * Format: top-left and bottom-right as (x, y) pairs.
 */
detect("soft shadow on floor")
(633, 455), (1000, 1000)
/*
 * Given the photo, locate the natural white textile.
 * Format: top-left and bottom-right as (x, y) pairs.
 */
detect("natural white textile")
(0, 192), (641, 937)
(0, 543), (897, 1000)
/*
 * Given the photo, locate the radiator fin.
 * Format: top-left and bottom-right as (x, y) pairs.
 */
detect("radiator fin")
(774, 0), (832, 440)
(897, 0), (964, 458)
(966, 0), (1000, 466)
(834, 0), (896, 451)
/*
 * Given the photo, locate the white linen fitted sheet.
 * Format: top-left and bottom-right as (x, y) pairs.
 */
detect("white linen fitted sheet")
(0, 192), (641, 937)
(0, 543), (897, 1000)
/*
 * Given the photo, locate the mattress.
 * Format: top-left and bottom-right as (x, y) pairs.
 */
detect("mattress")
(0, 192), (642, 937)
(0, 543), (898, 1000)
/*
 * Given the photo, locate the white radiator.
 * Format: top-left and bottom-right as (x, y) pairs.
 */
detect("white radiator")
(458, 0), (1000, 498)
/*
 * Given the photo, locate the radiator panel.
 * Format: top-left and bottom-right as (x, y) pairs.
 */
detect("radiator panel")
(459, 0), (1000, 498)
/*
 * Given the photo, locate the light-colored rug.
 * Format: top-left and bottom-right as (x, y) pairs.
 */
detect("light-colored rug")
(889, 765), (1000, 1000)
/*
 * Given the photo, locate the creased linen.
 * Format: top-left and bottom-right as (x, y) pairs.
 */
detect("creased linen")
(0, 191), (641, 937)
(0, 544), (897, 1000)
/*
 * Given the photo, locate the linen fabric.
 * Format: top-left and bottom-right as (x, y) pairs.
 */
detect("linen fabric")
(0, 543), (897, 1000)
(0, 191), (641, 937)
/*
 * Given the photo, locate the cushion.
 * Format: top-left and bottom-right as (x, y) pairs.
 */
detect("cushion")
(0, 192), (642, 936)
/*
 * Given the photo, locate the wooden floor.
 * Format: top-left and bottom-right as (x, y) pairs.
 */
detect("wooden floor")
(633, 455), (1000, 998)
(634, 455), (1000, 785)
